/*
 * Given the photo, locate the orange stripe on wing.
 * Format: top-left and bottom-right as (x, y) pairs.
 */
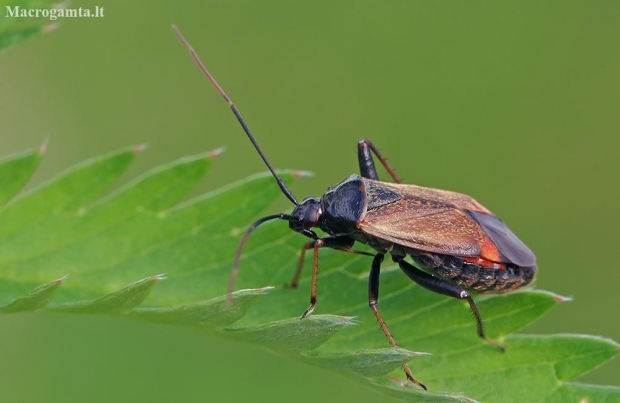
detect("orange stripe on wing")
(463, 238), (505, 269)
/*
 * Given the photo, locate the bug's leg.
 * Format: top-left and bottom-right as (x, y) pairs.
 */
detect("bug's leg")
(290, 236), (370, 288)
(300, 237), (374, 318)
(397, 259), (505, 352)
(300, 238), (326, 318)
(369, 254), (427, 390)
(289, 240), (316, 289)
(358, 138), (402, 183)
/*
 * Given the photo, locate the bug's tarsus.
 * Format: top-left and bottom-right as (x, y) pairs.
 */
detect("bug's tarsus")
(301, 305), (315, 319)
(464, 294), (506, 352)
(171, 24), (298, 206)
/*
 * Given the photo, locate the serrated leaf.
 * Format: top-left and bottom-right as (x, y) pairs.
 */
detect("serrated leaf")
(50, 274), (165, 314)
(0, 146), (617, 403)
(0, 146), (139, 241)
(132, 287), (272, 328)
(0, 274), (65, 313)
(303, 347), (424, 377)
(92, 151), (217, 214)
(224, 314), (356, 351)
(0, 25), (43, 52)
(509, 334), (619, 382)
(367, 378), (479, 403)
(0, 145), (44, 206)
(0, 0), (60, 52)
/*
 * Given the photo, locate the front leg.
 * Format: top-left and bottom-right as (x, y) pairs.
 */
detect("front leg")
(299, 236), (366, 319)
(289, 236), (372, 288)
(299, 238), (326, 319)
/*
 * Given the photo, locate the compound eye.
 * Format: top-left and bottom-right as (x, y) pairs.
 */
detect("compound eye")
(303, 207), (320, 226)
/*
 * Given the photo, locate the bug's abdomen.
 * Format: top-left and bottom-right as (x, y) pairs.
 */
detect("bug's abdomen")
(408, 251), (537, 293)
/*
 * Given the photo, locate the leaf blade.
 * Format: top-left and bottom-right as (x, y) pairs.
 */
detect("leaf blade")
(132, 287), (272, 327)
(51, 274), (165, 314)
(0, 146), (616, 403)
(0, 145), (44, 206)
(0, 275), (66, 313)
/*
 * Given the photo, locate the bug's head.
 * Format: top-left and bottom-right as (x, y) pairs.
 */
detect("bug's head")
(289, 197), (322, 233)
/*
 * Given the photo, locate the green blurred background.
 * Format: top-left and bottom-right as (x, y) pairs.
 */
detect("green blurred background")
(1, 0), (618, 401)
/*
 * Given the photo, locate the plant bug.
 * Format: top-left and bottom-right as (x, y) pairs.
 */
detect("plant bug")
(172, 25), (537, 390)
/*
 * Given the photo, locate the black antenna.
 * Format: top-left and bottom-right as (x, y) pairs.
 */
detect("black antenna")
(172, 25), (299, 206)
(228, 213), (294, 298)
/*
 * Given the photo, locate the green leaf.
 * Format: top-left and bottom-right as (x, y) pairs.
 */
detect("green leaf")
(0, 0), (59, 52)
(364, 378), (478, 403)
(0, 274), (65, 313)
(0, 146), (617, 402)
(303, 347), (424, 378)
(50, 274), (165, 314)
(225, 314), (357, 351)
(0, 145), (139, 241)
(132, 286), (272, 328)
(548, 383), (620, 403)
(0, 143), (45, 206)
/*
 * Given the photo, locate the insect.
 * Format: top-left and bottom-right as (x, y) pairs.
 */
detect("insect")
(172, 25), (537, 390)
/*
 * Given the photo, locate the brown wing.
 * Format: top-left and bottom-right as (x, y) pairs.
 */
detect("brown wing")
(358, 181), (501, 260)
(376, 181), (493, 214)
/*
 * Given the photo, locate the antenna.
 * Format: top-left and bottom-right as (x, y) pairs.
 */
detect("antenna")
(228, 213), (295, 298)
(172, 25), (299, 206)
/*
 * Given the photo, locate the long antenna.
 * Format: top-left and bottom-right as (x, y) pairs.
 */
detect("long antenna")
(172, 25), (299, 206)
(228, 213), (295, 301)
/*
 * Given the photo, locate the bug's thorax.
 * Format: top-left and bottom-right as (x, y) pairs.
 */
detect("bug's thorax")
(289, 175), (413, 236)
(318, 175), (420, 234)
(288, 175), (372, 235)
(319, 175), (368, 235)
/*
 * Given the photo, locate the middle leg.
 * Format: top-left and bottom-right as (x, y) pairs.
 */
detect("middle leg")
(289, 236), (372, 288)
(368, 253), (427, 390)
(298, 237), (366, 319)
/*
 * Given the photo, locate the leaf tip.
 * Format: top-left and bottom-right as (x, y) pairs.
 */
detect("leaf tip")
(555, 294), (572, 303)
(55, 274), (70, 284)
(43, 22), (60, 34)
(387, 376), (427, 391)
(133, 143), (149, 154)
(292, 170), (314, 178)
(151, 273), (167, 281)
(39, 137), (50, 154)
(258, 286), (275, 293)
(207, 147), (226, 159)
(341, 316), (358, 325)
